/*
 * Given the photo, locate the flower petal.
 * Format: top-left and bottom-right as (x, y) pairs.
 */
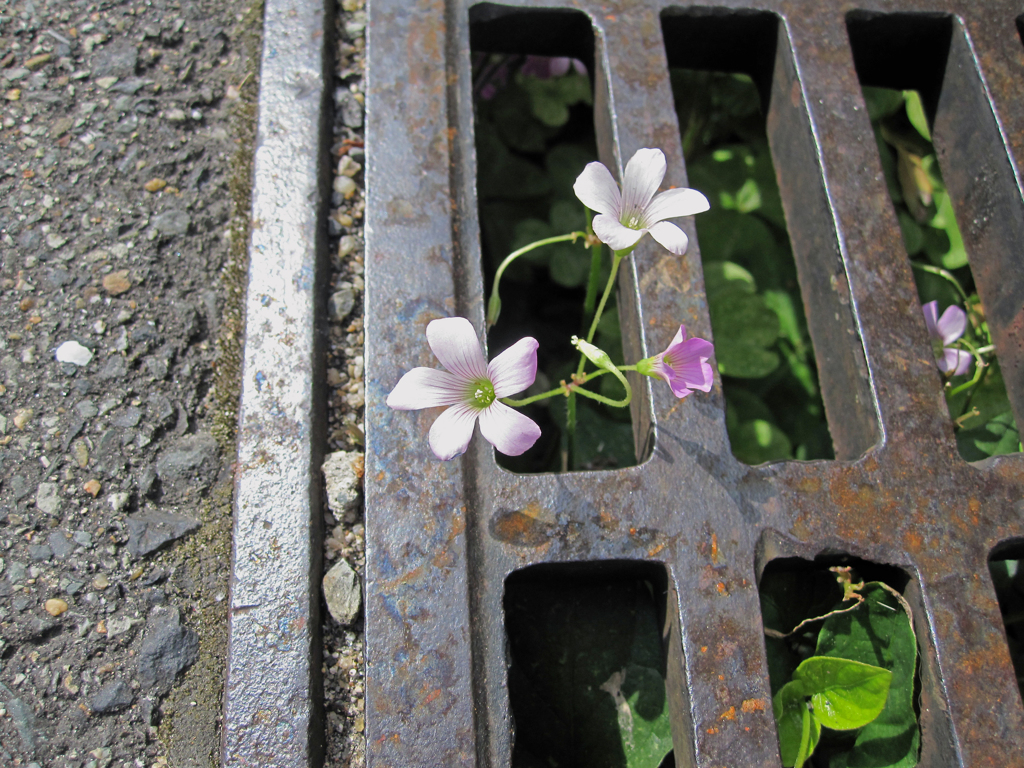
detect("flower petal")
(488, 337), (539, 397)
(621, 148), (666, 214)
(922, 300), (941, 339)
(387, 368), (466, 409)
(936, 304), (967, 347)
(426, 317), (488, 382)
(593, 214), (646, 251)
(940, 348), (972, 376)
(573, 162), (621, 216)
(667, 337), (715, 392)
(644, 187), (710, 223)
(427, 403), (479, 460)
(478, 401), (542, 456)
(647, 221), (689, 255)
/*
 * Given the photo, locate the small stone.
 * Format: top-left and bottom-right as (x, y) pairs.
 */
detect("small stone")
(150, 210), (191, 236)
(144, 177), (167, 193)
(75, 399), (99, 419)
(126, 510), (201, 557)
(329, 286), (356, 321)
(24, 53), (52, 71)
(13, 407), (34, 429)
(83, 479), (102, 497)
(44, 598), (69, 616)
(28, 544), (52, 562)
(337, 235), (359, 259)
(48, 531), (74, 559)
(323, 559), (362, 625)
(7, 697), (35, 752)
(46, 232), (68, 249)
(90, 679), (134, 714)
(35, 482), (60, 515)
(333, 175), (357, 199)
(55, 340), (93, 366)
(137, 606), (199, 692)
(102, 270), (132, 296)
(93, 573), (111, 590)
(5, 89), (21, 101)
(323, 450), (364, 521)
(73, 440), (90, 468)
(95, 75), (118, 90)
(109, 491), (131, 512)
(165, 108), (187, 122)
(155, 432), (219, 500)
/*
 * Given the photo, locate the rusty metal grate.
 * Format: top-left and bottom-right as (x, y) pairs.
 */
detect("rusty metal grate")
(363, 1), (1024, 766)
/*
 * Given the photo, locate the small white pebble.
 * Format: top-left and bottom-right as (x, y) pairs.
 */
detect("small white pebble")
(55, 340), (93, 366)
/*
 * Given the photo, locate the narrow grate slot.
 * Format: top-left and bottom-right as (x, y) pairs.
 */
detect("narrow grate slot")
(758, 555), (921, 768)
(988, 547), (1024, 705)
(470, 8), (642, 473)
(503, 561), (674, 768)
(848, 12), (1022, 460)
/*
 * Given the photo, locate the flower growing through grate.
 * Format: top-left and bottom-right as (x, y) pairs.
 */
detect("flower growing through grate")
(386, 317), (542, 460)
(573, 147), (710, 254)
(922, 300), (971, 376)
(636, 324), (715, 399)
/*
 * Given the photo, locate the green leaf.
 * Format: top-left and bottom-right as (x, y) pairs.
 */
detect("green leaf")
(904, 90), (931, 141)
(487, 82), (549, 154)
(551, 396), (635, 469)
(729, 418), (792, 465)
(475, 129), (552, 201)
(705, 266), (781, 378)
(773, 680), (821, 768)
(546, 144), (598, 198)
(606, 665), (675, 767)
(957, 410), (1021, 461)
(932, 193), (968, 270)
(861, 87), (905, 121)
(896, 210), (924, 255)
(730, 177), (762, 213)
(517, 72), (591, 127)
(816, 583), (920, 768)
(792, 657), (892, 731)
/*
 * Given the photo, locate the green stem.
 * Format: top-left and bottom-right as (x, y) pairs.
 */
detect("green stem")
(582, 208), (602, 322)
(500, 366), (639, 407)
(575, 377), (631, 407)
(910, 261), (969, 303)
(948, 337), (989, 399)
(487, 232), (586, 327)
(585, 249), (629, 345)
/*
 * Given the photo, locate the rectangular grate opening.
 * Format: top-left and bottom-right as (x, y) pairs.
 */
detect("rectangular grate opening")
(758, 553), (922, 768)
(662, 9), (840, 465)
(470, 5), (643, 473)
(503, 560), (678, 768)
(848, 12), (1022, 462)
(988, 544), (1024, 705)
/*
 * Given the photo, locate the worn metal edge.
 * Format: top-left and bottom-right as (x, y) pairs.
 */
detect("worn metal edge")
(223, 0), (335, 763)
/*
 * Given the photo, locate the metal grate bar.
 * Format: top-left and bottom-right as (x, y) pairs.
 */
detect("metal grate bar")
(364, 1), (1024, 767)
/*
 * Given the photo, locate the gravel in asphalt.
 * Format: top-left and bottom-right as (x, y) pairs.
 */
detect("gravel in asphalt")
(0, 0), (262, 763)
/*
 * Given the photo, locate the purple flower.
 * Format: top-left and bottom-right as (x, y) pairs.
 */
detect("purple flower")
(573, 147), (710, 254)
(519, 55), (587, 79)
(637, 324), (715, 398)
(386, 317), (542, 460)
(922, 300), (971, 376)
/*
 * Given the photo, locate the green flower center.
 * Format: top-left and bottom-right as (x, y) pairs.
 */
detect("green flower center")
(621, 211), (645, 230)
(468, 378), (496, 408)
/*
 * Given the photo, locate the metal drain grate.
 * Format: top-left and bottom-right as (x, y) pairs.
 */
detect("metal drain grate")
(364, 1), (1024, 766)
(220, 0), (1024, 765)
